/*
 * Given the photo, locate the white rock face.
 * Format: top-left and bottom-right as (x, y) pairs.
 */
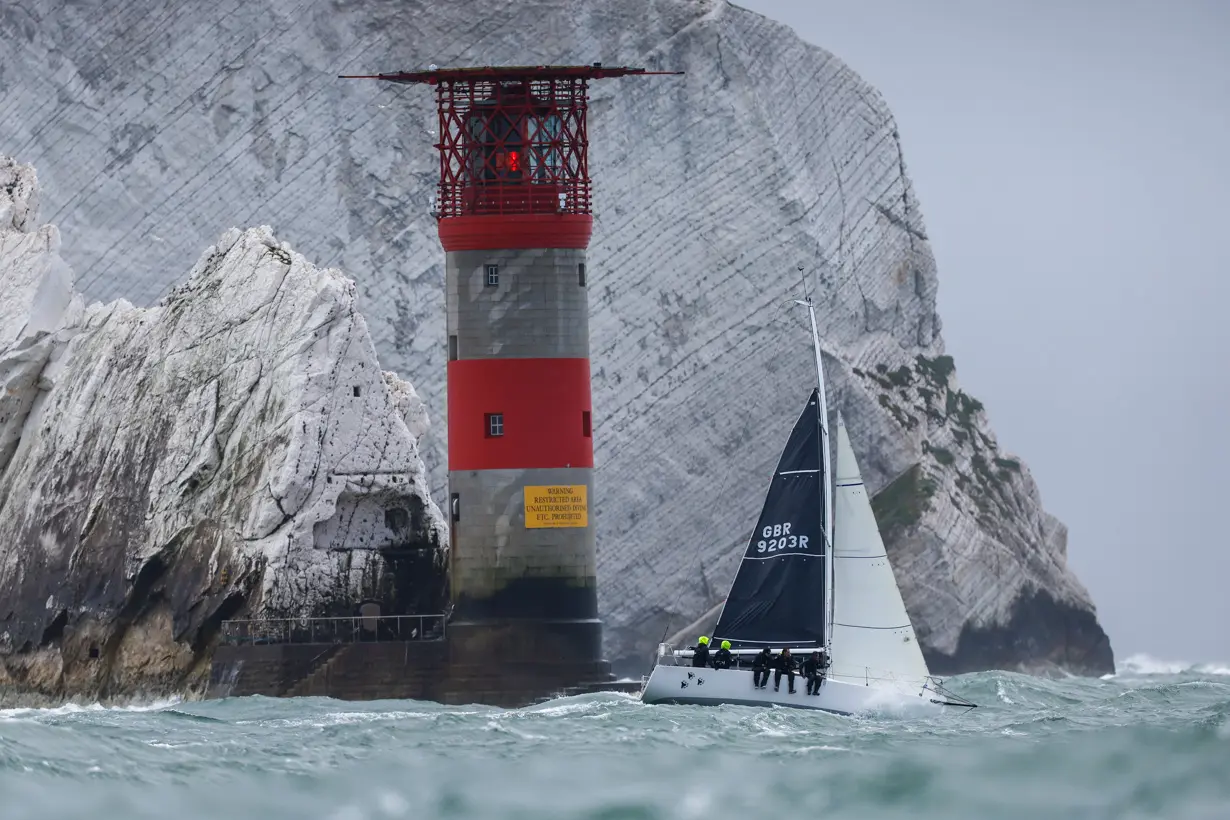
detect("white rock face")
(0, 0), (1111, 676)
(0, 160), (445, 696)
(0, 158), (84, 477)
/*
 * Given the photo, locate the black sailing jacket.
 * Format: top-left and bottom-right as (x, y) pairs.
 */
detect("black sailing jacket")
(773, 652), (796, 672)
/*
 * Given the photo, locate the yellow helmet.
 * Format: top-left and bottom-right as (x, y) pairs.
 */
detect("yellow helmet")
(721, 640), (731, 650)
(698, 636), (709, 645)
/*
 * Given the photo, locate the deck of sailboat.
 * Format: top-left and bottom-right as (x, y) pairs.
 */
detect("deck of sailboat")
(639, 665), (946, 716)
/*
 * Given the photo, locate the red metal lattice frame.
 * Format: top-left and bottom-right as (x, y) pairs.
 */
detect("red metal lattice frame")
(340, 66), (682, 219)
(433, 76), (591, 218)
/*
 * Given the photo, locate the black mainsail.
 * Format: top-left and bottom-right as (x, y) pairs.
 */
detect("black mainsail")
(713, 389), (827, 647)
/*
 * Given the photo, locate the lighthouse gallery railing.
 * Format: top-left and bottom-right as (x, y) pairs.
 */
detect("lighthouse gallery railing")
(219, 614), (446, 646)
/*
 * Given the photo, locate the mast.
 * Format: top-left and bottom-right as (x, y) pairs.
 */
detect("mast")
(794, 295), (834, 660)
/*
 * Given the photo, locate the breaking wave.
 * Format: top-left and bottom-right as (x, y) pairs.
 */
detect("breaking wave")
(1114, 652), (1230, 678)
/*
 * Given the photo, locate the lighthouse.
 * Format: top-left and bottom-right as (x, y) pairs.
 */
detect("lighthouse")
(343, 65), (679, 688)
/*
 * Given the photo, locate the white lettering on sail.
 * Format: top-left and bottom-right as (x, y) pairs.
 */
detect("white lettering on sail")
(754, 529), (810, 554)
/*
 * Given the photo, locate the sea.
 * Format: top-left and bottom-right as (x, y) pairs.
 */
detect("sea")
(2, 655), (1227, 820)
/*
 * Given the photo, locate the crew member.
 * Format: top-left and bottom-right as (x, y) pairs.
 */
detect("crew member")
(773, 647), (797, 694)
(691, 635), (711, 668)
(752, 647), (771, 689)
(712, 640), (733, 669)
(803, 650), (829, 695)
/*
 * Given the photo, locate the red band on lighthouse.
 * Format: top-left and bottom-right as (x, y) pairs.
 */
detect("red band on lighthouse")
(438, 214), (593, 252)
(448, 358), (594, 471)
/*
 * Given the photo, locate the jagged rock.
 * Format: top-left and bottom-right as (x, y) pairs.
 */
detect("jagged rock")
(0, 161), (446, 704)
(0, 159), (85, 477)
(0, 0), (1112, 684)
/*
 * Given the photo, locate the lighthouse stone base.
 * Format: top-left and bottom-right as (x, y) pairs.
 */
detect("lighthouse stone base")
(206, 622), (622, 707)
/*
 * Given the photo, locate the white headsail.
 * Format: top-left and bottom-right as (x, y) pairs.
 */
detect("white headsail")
(828, 415), (931, 690)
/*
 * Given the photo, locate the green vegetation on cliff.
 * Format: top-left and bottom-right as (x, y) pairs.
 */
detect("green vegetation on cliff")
(870, 463), (937, 541)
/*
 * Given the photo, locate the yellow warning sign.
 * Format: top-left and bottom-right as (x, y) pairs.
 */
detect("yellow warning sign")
(524, 485), (588, 529)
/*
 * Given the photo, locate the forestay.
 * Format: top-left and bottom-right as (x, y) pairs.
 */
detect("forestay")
(713, 389), (827, 647)
(828, 415), (930, 688)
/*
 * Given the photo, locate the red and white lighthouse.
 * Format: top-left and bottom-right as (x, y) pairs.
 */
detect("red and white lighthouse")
(345, 65), (678, 680)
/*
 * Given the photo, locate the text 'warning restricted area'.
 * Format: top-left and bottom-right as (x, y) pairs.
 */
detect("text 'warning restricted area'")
(523, 485), (588, 529)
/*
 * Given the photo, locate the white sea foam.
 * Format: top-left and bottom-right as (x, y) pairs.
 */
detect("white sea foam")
(996, 681), (1015, 705)
(1113, 653), (1230, 677)
(237, 709), (442, 728)
(0, 696), (182, 721)
(523, 700), (603, 718)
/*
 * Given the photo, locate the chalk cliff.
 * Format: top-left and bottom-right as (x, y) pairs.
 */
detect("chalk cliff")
(0, 159), (446, 704)
(0, 0), (1112, 686)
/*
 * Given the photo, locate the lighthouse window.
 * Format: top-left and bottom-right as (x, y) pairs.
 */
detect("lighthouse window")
(486, 413), (504, 437)
(450, 493), (460, 523)
(578, 263), (587, 287)
(467, 111), (523, 182)
(582, 411), (592, 438)
(448, 335), (458, 361)
(485, 264), (499, 287)
(528, 114), (563, 180)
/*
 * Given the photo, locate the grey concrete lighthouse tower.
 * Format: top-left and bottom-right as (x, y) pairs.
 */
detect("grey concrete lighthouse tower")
(344, 65), (680, 696)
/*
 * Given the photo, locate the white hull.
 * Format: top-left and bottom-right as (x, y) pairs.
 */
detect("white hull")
(640, 664), (945, 716)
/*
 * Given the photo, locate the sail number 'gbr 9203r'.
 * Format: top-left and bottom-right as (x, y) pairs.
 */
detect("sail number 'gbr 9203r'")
(756, 523), (809, 554)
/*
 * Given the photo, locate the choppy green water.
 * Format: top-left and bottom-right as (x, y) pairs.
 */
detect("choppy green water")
(2, 658), (1228, 820)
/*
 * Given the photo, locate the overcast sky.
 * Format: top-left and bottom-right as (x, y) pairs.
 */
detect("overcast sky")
(736, 0), (1230, 665)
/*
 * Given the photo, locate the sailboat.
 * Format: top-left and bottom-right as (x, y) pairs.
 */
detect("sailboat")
(639, 298), (975, 715)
